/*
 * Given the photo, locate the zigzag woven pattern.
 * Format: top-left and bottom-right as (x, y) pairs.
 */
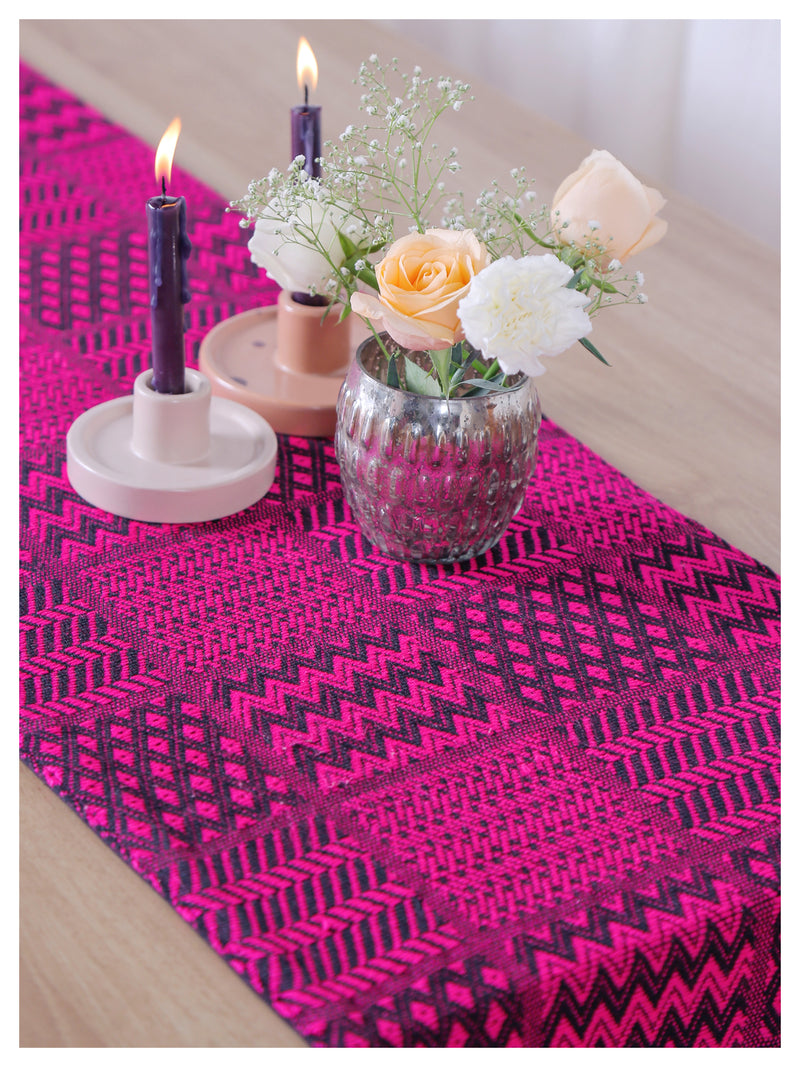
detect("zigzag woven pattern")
(19, 63), (780, 1047)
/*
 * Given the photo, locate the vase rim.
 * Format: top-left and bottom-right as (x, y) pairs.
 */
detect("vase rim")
(354, 332), (529, 399)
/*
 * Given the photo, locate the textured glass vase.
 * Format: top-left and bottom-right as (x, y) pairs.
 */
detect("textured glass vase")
(335, 335), (542, 563)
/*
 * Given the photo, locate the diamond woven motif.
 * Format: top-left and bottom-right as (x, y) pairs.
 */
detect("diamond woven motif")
(19, 64), (780, 1047)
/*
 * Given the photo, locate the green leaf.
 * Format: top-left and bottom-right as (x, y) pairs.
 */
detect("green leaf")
(386, 354), (400, 389)
(462, 378), (507, 394)
(449, 350), (484, 390)
(581, 270), (619, 294)
(428, 348), (452, 396)
(566, 270), (583, 289)
(355, 266), (378, 290)
(404, 356), (444, 397)
(337, 231), (359, 259)
(579, 336), (612, 366)
(459, 348), (481, 376)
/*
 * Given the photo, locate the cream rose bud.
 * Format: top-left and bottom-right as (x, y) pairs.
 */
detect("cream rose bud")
(551, 149), (667, 268)
(351, 228), (490, 351)
(248, 200), (350, 294)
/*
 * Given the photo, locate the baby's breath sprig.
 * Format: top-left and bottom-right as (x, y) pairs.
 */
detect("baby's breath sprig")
(230, 55), (474, 317)
(442, 167), (555, 260)
(320, 54), (472, 235)
(547, 214), (650, 315)
(229, 156), (386, 311)
(232, 56), (661, 390)
(442, 178), (649, 330)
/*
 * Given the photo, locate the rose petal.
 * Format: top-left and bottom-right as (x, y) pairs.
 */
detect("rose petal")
(624, 215), (669, 260)
(351, 290), (456, 351)
(551, 149), (667, 267)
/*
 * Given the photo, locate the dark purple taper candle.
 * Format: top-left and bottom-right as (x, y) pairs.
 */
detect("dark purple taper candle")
(147, 192), (191, 394)
(293, 37), (321, 179)
(291, 100), (321, 179)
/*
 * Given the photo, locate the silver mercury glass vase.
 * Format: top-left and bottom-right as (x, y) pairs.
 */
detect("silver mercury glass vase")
(334, 335), (542, 563)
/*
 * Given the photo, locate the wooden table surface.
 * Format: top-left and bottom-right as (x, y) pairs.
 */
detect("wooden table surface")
(19, 18), (780, 1047)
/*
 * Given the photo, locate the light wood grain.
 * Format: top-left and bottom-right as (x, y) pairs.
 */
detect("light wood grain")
(19, 17), (780, 1049)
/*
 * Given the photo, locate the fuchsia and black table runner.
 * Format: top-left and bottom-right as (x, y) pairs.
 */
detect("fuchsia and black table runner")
(19, 64), (780, 1047)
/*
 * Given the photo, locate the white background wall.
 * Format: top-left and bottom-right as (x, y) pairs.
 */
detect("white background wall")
(379, 19), (780, 250)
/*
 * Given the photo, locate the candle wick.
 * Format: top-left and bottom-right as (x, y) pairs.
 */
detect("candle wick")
(304, 83), (308, 107)
(161, 175), (166, 198)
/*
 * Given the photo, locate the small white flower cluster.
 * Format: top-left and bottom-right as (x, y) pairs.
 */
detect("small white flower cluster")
(231, 55), (660, 390)
(230, 152), (384, 302)
(315, 54), (473, 236)
(443, 168), (552, 263)
(230, 56), (476, 306)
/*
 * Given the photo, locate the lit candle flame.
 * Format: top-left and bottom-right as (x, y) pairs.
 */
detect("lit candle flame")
(296, 37), (318, 97)
(155, 117), (182, 188)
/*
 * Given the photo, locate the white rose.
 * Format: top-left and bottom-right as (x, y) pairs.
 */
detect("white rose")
(248, 201), (351, 294)
(457, 254), (592, 377)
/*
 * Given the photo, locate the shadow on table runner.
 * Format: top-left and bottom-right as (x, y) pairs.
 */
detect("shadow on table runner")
(19, 63), (780, 1048)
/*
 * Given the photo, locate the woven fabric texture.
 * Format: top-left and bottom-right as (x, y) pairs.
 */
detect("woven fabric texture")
(19, 64), (780, 1047)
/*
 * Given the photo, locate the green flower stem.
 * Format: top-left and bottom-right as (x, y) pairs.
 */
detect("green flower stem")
(416, 152), (454, 220)
(511, 211), (558, 250)
(482, 358), (500, 380)
(429, 347), (452, 395)
(364, 321), (393, 362)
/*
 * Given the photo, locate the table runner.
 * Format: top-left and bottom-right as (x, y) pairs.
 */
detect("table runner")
(19, 62), (781, 1047)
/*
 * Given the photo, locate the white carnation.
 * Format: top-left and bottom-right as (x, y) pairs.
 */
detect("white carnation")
(457, 254), (592, 377)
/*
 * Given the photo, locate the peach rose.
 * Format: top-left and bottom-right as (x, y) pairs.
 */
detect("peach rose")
(351, 228), (490, 351)
(551, 149), (667, 268)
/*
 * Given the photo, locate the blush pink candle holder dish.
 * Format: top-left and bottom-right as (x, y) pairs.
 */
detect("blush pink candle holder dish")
(198, 290), (370, 438)
(66, 368), (277, 524)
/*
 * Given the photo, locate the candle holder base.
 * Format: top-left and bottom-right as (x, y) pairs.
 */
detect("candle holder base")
(66, 369), (277, 524)
(198, 301), (370, 438)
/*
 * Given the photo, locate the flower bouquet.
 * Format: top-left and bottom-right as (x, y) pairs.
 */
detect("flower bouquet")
(233, 55), (667, 561)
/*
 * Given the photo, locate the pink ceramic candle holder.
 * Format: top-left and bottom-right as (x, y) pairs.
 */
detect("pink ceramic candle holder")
(66, 368), (277, 523)
(199, 290), (370, 437)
